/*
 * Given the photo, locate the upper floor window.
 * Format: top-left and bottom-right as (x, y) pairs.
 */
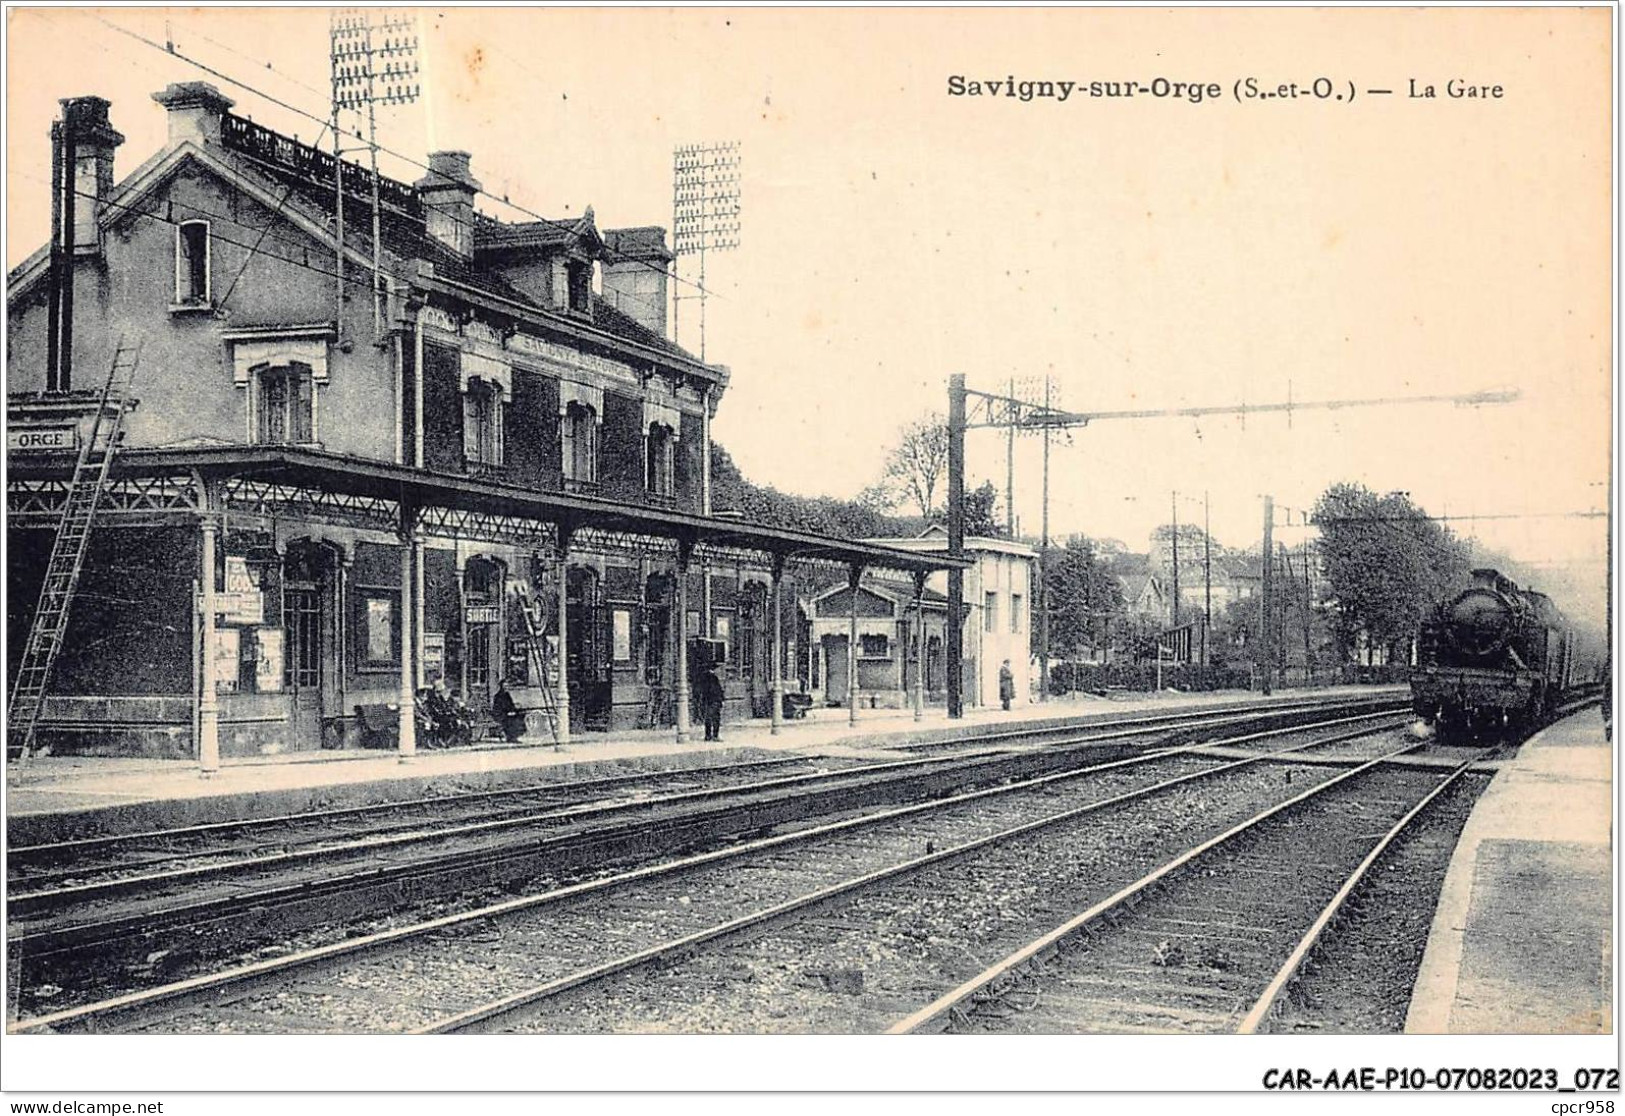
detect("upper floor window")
(1011, 592), (1023, 633)
(462, 378), (504, 467)
(175, 221), (210, 305)
(567, 261), (593, 314)
(561, 402), (599, 485)
(984, 591), (999, 634)
(646, 423), (676, 497)
(256, 363), (314, 445)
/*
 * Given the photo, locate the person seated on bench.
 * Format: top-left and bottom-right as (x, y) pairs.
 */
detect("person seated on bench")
(491, 678), (527, 743)
(418, 677), (473, 747)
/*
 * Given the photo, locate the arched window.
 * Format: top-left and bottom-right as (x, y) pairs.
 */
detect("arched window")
(562, 402), (599, 485)
(255, 362), (314, 444)
(645, 422), (676, 497)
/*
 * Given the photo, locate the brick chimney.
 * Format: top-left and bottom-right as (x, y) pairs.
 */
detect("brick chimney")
(58, 97), (124, 252)
(601, 227), (673, 338)
(415, 151), (480, 257)
(151, 82), (235, 148)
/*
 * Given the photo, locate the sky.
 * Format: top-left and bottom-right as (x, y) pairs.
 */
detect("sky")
(4, 6), (1613, 622)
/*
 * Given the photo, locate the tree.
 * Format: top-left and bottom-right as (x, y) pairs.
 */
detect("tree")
(710, 442), (919, 540)
(962, 481), (1004, 537)
(1036, 537), (1125, 658)
(872, 413), (950, 519)
(1312, 483), (1472, 662)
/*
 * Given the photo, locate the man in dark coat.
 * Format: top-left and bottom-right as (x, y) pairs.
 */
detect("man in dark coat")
(697, 666), (726, 741)
(999, 659), (1016, 712)
(491, 679), (527, 743)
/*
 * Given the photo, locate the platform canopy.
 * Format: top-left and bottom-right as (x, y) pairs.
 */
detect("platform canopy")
(8, 444), (970, 575)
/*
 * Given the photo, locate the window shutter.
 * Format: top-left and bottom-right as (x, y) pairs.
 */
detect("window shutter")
(463, 392), (480, 461)
(294, 371), (313, 443)
(561, 411), (577, 480)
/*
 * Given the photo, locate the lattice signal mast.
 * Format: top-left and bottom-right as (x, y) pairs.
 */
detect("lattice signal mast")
(330, 8), (421, 335)
(672, 141), (741, 360)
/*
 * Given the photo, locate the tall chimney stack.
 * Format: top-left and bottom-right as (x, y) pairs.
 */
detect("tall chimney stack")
(415, 151), (480, 257)
(152, 82), (235, 148)
(60, 97), (123, 253)
(602, 227), (673, 338)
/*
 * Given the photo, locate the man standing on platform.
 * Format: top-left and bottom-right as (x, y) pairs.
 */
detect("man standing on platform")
(698, 665), (725, 741)
(999, 659), (1015, 712)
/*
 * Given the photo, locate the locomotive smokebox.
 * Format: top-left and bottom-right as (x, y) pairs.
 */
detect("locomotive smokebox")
(1446, 586), (1516, 659)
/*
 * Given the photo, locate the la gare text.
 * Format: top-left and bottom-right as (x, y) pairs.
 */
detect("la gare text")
(945, 75), (1504, 104)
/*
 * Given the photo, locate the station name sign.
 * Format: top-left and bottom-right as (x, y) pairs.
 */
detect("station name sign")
(8, 426), (79, 453)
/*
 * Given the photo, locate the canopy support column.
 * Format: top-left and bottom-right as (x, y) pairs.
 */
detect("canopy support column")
(396, 502), (420, 762)
(555, 525), (573, 746)
(769, 554), (786, 735)
(196, 479), (220, 777)
(911, 569), (927, 723)
(675, 537), (693, 744)
(848, 562), (863, 727)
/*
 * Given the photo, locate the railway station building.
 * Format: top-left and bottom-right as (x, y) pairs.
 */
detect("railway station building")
(5, 85), (961, 763)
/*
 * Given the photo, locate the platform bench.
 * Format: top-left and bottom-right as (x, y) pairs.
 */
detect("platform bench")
(782, 692), (814, 720)
(352, 702), (402, 749)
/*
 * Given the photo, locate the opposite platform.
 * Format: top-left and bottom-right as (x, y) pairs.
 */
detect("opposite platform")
(1406, 708), (1614, 1034)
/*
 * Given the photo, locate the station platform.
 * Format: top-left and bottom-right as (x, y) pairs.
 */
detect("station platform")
(1405, 708), (1614, 1034)
(3, 684), (1399, 845)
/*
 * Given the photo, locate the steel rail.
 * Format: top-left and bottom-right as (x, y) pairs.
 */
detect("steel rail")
(419, 719), (1410, 1033)
(9, 689), (1399, 865)
(8, 709), (1410, 963)
(8, 703), (1405, 913)
(1234, 757), (1477, 1033)
(8, 713), (1405, 1034)
(7, 754), (816, 863)
(885, 738), (1433, 1035)
(1235, 699), (1602, 1034)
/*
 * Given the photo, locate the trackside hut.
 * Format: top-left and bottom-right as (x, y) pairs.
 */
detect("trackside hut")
(6, 85), (961, 760)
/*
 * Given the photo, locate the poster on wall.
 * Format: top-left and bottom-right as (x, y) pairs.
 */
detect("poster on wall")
(423, 632), (446, 682)
(255, 629), (284, 693)
(214, 627), (240, 694)
(612, 609), (633, 663)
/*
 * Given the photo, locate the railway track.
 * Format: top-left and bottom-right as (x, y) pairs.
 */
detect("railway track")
(8, 697), (1406, 958)
(889, 749), (1480, 1034)
(10, 709), (1411, 1034)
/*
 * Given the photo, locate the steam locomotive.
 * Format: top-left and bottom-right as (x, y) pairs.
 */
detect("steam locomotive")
(1411, 568), (1579, 738)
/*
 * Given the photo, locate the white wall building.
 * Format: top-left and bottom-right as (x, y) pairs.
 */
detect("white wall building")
(866, 527), (1037, 708)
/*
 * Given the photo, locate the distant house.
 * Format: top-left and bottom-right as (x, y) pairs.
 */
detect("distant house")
(1121, 572), (1170, 624)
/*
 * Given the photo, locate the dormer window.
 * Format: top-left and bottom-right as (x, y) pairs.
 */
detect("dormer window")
(175, 221), (210, 306)
(567, 260), (592, 314)
(463, 377), (504, 468)
(646, 422), (676, 498)
(561, 401), (599, 485)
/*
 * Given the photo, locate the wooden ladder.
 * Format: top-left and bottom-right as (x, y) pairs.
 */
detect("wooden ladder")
(8, 340), (143, 762)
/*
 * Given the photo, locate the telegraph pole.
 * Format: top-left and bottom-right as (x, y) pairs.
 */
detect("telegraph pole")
(1260, 495), (1274, 696)
(1038, 376), (1052, 702)
(672, 141), (741, 359)
(1171, 492), (1181, 629)
(1005, 377), (1016, 536)
(947, 374), (967, 718)
(1204, 491), (1212, 667)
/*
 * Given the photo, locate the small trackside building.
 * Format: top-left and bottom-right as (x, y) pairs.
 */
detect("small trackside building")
(865, 527), (1037, 707)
